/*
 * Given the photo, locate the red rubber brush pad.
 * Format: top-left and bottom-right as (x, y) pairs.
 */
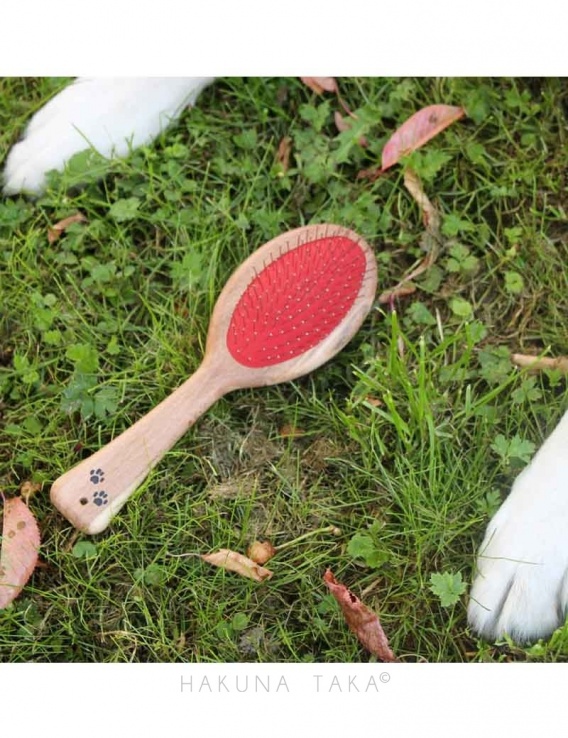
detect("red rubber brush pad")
(227, 235), (367, 368)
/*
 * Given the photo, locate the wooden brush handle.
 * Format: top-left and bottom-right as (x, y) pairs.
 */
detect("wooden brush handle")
(50, 360), (226, 534)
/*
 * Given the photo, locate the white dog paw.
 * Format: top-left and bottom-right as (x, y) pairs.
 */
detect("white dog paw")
(468, 410), (568, 643)
(3, 77), (214, 195)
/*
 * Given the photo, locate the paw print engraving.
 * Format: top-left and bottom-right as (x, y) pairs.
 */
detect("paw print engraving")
(89, 468), (105, 485)
(93, 490), (109, 507)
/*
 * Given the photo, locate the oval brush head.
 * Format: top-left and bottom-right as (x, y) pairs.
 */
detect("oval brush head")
(227, 233), (368, 367)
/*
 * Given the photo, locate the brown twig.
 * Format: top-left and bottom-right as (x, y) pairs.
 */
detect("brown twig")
(378, 169), (442, 304)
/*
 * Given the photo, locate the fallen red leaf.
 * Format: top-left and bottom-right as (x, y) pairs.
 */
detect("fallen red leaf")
(381, 104), (465, 171)
(334, 111), (368, 147)
(300, 77), (338, 95)
(0, 497), (41, 608)
(202, 549), (273, 582)
(334, 110), (351, 133)
(323, 569), (396, 662)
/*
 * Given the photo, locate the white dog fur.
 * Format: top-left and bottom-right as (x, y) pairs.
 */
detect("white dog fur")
(3, 77), (214, 195)
(468, 409), (568, 643)
(3, 77), (567, 644)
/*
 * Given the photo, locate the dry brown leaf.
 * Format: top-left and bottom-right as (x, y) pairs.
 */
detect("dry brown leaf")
(247, 540), (276, 565)
(202, 549), (273, 582)
(404, 249), (439, 284)
(300, 77), (338, 95)
(279, 423), (305, 438)
(403, 169), (440, 231)
(19, 481), (41, 505)
(207, 478), (248, 500)
(378, 282), (417, 304)
(511, 353), (568, 374)
(47, 212), (87, 244)
(323, 569), (396, 662)
(0, 497), (41, 609)
(364, 395), (383, 408)
(276, 136), (292, 173)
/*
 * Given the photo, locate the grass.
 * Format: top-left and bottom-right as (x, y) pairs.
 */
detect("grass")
(0, 76), (567, 663)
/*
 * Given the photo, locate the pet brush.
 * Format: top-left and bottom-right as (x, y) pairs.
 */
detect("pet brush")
(51, 224), (377, 533)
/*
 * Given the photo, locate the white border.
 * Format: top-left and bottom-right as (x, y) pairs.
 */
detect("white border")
(0, 662), (563, 734)
(0, 3), (565, 729)
(1, 0), (565, 75)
